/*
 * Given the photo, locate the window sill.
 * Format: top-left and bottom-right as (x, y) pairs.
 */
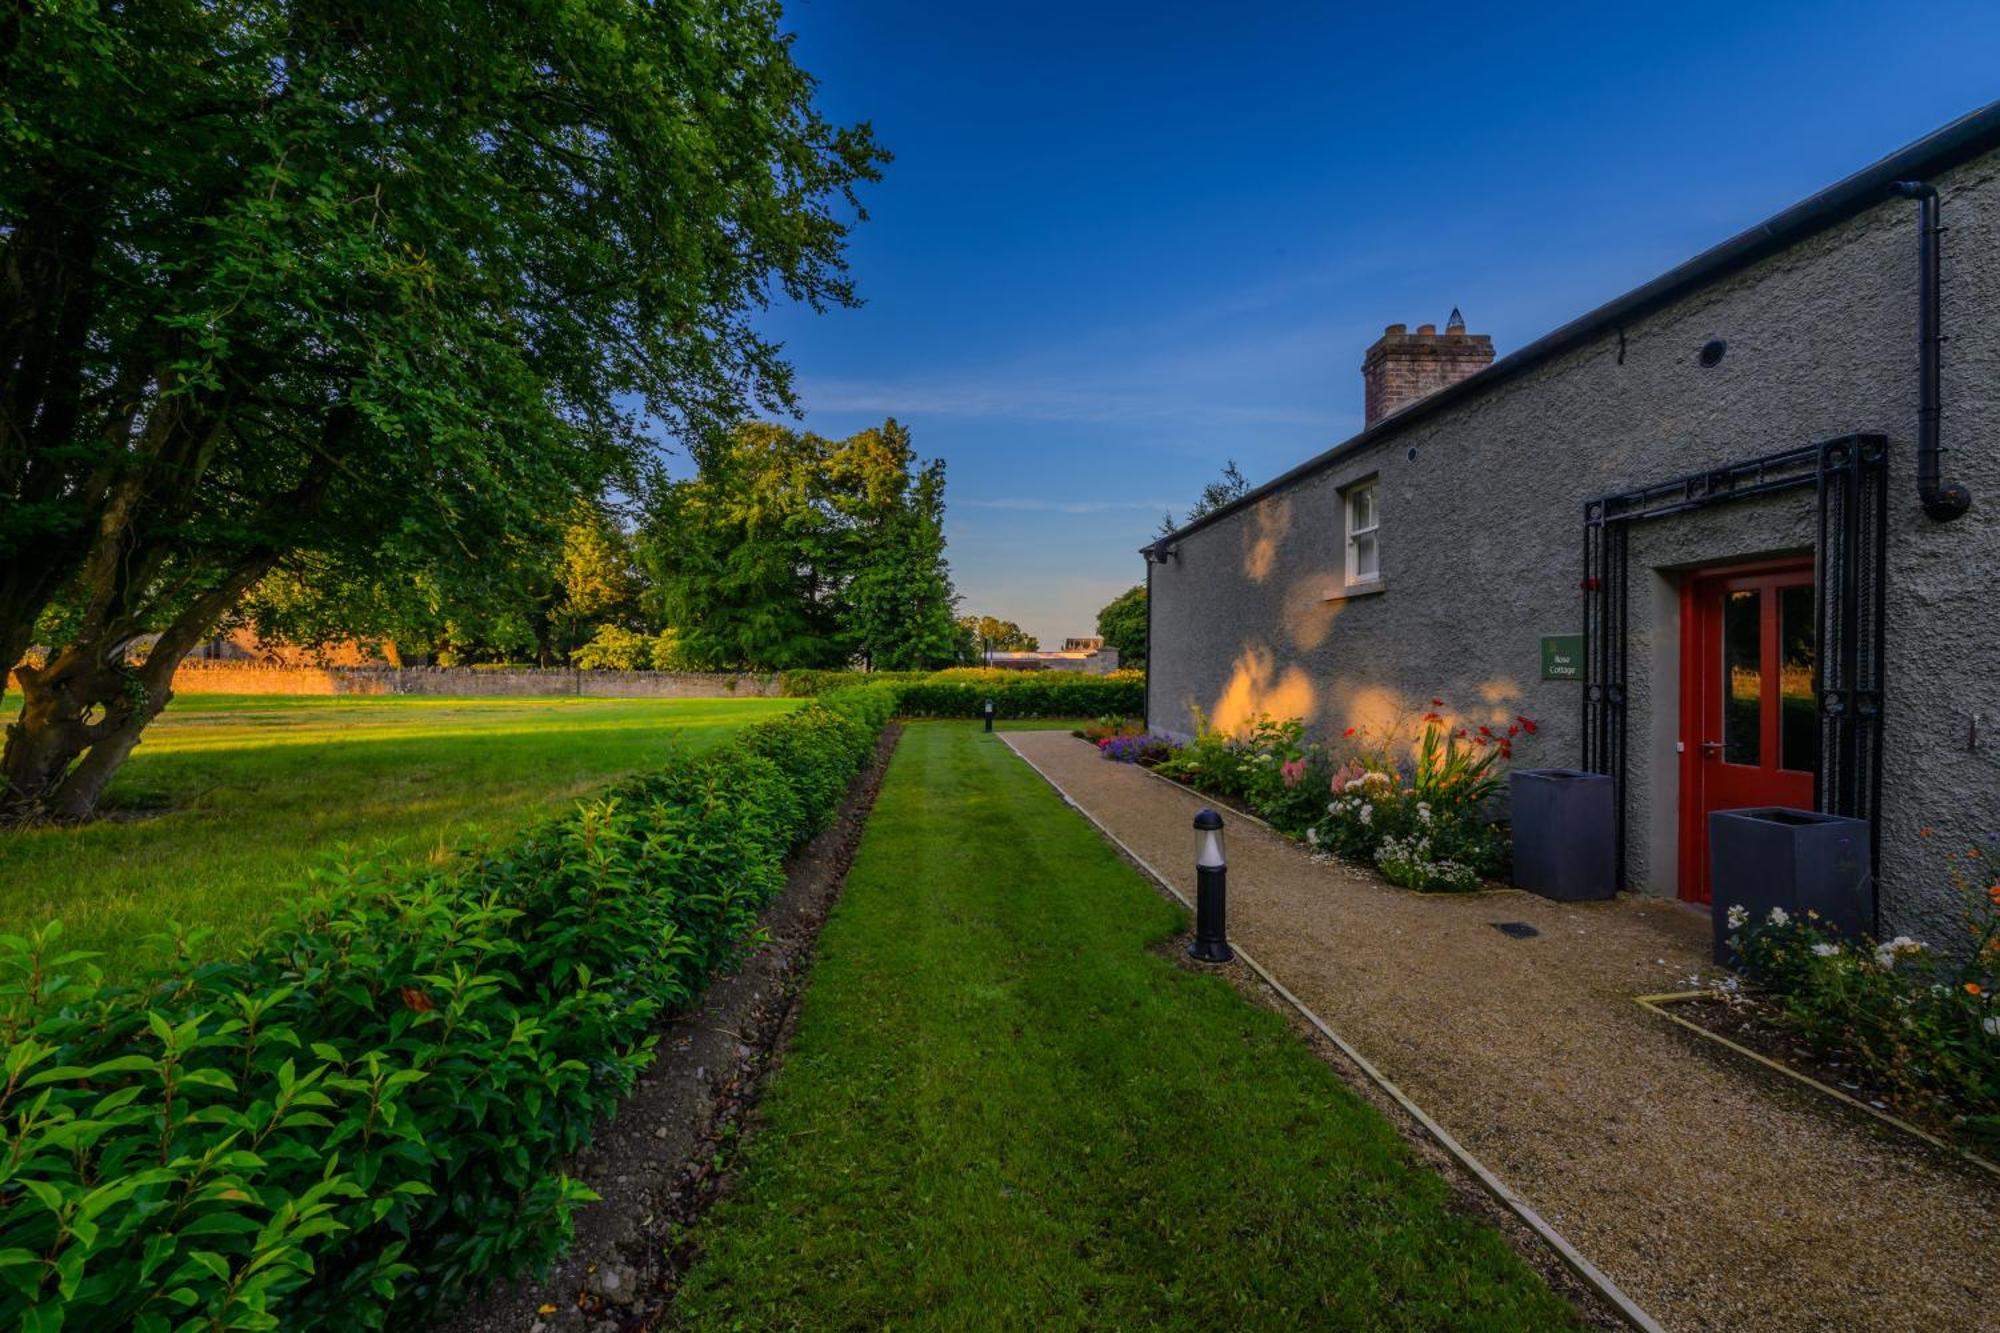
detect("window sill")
(1326, 579), (1386, 603)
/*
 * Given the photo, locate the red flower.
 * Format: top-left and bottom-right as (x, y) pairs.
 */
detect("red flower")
(1422, 711), (1442, 723)
(1455, 728), (1468, 738)
(1479, 725), (1494, 738)
(1507, 723), (1520, 737)
(1518, 716), (1538, 734)
(1430, 697), (1444, 707)
(1343, 727), (1356, 737)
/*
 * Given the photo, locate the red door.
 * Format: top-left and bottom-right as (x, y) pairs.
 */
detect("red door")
(1678, 561), (1818, 904)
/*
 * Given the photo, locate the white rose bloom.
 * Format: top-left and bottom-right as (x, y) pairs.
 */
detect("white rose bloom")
(1726, 905), (1748, 930)
(1811, 942), (1839, 958)
(1766, 906), (1789, 927)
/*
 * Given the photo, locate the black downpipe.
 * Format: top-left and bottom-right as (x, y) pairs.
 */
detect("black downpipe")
(1889, 181), (1973, 521)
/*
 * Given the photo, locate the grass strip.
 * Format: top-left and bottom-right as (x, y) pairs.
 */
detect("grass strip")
(672, 721), (1580, 1329)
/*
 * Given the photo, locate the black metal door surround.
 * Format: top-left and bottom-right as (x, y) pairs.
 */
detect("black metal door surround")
(1581, 433), (1889, 891)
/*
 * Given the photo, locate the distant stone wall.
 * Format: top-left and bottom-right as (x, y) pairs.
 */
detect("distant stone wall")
(161, 660), (782, 699)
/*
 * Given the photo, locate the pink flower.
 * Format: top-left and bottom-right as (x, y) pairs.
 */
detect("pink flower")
(1280, 757), (1308, 787)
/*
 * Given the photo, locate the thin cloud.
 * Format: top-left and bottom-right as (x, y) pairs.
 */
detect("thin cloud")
(960, 498), (1180, 514)
(801, 375), (1340, 430)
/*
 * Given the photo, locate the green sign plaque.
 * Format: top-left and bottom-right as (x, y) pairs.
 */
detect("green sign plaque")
(1540, 634), (1584, 681)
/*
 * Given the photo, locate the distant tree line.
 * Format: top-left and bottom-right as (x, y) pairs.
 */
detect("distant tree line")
(251, 418), (974, 675)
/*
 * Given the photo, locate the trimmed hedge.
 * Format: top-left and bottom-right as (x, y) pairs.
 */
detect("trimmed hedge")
(0, 686), (896, 1331)
(777, 668), (928, 698)
(894, 676), (1143, 719)
(782, 669), (1144, 719)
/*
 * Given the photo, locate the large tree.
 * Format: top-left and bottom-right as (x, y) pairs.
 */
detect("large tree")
(957, 615), (1038, 654)
(1158, 459), (1251, 536)
(1095, 584), (1146, 671)
(0, 1), (883, 820)
(641, 418), (961, 670)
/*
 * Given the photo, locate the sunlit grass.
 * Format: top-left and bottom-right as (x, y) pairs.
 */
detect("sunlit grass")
(0, 693), (797, 978)
(671, 722), (1578, 1328)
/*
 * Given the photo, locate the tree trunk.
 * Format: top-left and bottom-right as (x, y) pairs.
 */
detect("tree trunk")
(0, 556), (275, 825)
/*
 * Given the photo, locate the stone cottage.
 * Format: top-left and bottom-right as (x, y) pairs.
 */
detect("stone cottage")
(1143, 103), (2000, 944)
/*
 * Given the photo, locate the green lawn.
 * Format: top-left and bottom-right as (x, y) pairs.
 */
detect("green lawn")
(0, 693), (795, 977)
(671, 722), (1578, 1329)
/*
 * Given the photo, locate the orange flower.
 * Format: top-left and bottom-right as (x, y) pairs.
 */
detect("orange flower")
(1965, 982), (1983, 996)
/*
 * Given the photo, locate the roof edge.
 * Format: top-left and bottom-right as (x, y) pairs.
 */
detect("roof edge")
(1142, 99), (2000, 554)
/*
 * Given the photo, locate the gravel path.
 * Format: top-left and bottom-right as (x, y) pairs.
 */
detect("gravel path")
(1005, 731), (1999, 1333)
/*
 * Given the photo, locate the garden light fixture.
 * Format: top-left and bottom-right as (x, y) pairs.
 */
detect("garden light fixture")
(1189, 808), (1233, 964)
(982, 698), (995, 732)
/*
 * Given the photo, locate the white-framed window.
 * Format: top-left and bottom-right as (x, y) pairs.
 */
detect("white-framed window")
(1344, 479), (1380, 586)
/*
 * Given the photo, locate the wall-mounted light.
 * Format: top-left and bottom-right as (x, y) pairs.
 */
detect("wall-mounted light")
(1144, 544), (1179, 565)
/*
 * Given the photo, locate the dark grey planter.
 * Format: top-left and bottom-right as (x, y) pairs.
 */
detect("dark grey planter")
(1508, 769), (1615, 902)
(1708, 807), (1872, 966)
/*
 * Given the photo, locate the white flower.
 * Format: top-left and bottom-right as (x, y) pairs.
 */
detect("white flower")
(1766, 906), (1789, 927)
(1358, 805), (1374, 826)
(1726, 904), (1748, 929)
(1811, 942), (1840, 958)
(1305, 826), (1320, 846)
(1985, 1016), (1999, 1037)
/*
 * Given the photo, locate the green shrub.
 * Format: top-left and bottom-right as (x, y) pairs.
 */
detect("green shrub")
(571, 624), (653, 670)
(1729, 858), (1999, 1143)
(777, 669), (927, 698)
(0, 687), (897, 1330)
(894, 676), (1142, 719)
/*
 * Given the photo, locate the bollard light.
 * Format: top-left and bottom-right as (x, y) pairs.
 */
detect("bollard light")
(982, 698), (995, 732)
(1188, 808), (1233, 964)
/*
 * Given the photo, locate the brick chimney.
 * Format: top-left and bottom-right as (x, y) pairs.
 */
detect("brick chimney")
(1361, 307), (1494, 429)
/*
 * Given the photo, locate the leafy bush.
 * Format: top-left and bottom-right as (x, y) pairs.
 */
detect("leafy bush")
(1074, 715), (1140, 744)
(1096, 733), (1178, 765)
(0, 687), (897, 1330)
(1148, 701), (1533, 892)
(1728, 852), (2000, 1142)
(571, 624), (654, 670)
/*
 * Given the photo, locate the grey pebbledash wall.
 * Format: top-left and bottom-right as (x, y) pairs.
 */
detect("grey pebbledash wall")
(1147, 134), (2000, 947)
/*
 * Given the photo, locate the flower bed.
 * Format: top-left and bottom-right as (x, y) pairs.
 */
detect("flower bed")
(0, 685), (899, 1330)
(1722, 849), (2000, 1148)
(1121, 701), (1536, 892)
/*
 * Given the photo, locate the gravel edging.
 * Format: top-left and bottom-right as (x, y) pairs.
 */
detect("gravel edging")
(1004, 729), (2000, 1333)
(439, 723), (901, 1333)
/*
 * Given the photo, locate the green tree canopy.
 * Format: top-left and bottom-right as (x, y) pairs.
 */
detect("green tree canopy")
(1, 1), (884, 819)
(958, 615), (1038, 653)
(1159, 460), (1251, 536)
(642, 419), (960, 670)
(1095, 585), (1147, 671)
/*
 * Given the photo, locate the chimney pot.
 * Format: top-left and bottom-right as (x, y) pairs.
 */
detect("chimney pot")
(1360, 311), (1495, 429)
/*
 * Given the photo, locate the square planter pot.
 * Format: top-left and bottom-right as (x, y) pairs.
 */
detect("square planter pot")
(1708, 807), (1872, 966)
(1509, 769), (1615, 902)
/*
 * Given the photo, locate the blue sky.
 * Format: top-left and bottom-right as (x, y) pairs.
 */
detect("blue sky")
(753, 1), (2000, 647)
